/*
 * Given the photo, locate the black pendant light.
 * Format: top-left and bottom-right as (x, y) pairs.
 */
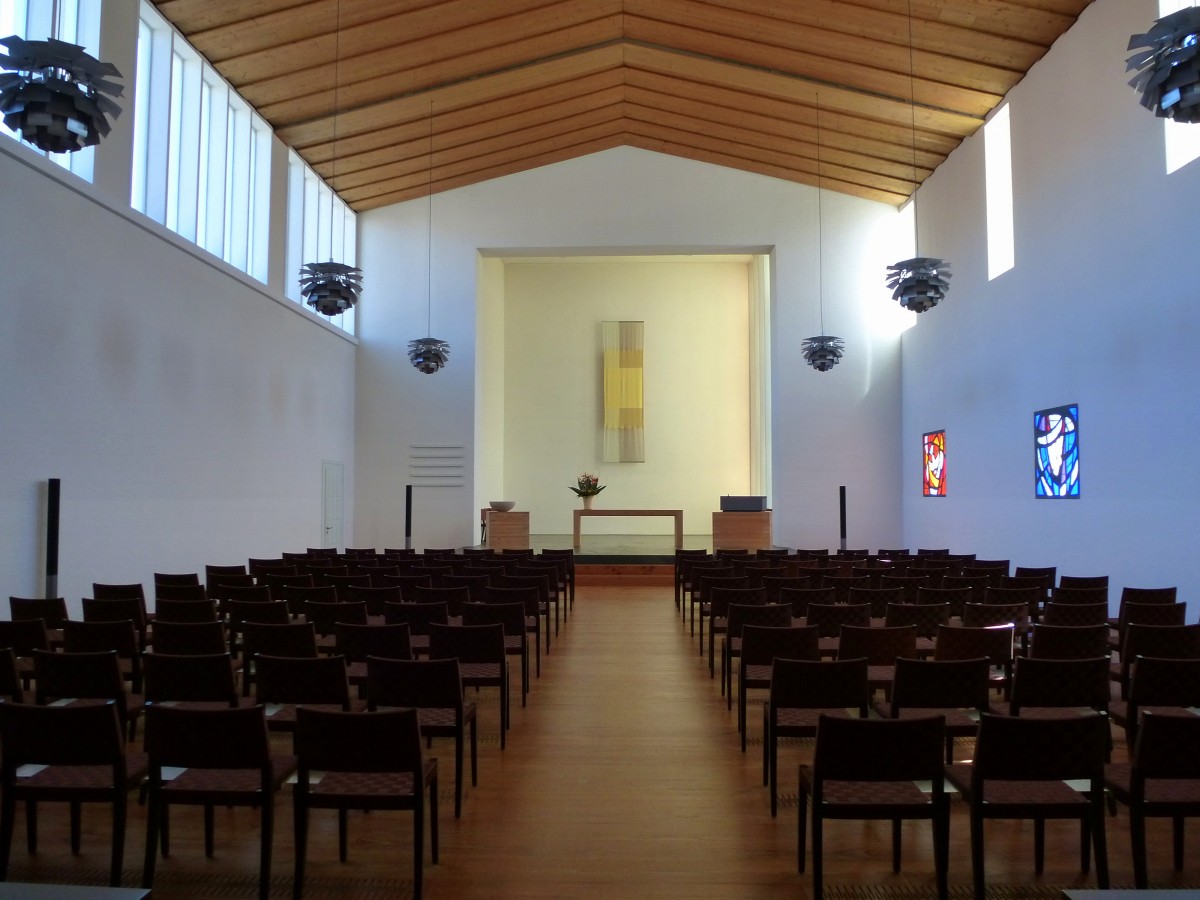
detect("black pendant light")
(801, 94), (845, 374)
(885, 2), (951, 313)
(1127, 7), (1200, 123)
(299, 2), (362, 319)
(407, 102), (450, 374)
(0, 35), (123, 153)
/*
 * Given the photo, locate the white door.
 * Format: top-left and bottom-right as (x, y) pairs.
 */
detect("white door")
(321, 460), (344, 551)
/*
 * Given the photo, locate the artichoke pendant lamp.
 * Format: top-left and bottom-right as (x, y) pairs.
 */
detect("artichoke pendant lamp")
(886, 1), (951, 314)
(0, 34), (123, 153)
(1127, 7), (1200, 122)
(408, 104), (450, 374)
(299, 2), (362, 319)
(801, 96), (845, 374)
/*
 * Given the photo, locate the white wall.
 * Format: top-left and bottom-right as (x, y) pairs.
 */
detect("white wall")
(0, 145), (357, 611)
(357, 147), (911, 552)
(904, 0), (1200, 612)
(501, 257), (751, 535)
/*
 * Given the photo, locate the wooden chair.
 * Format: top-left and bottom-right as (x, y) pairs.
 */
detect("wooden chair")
(1042, 601), (1109, 627)
(482, 583), (546, 667)
(383, 601), (449, 657)
(1113, 622), (1200, 699)
(945, 713), (1110, 896)
(778, 585), (833, 621)
(836, 624), (918, 697)
(799, 714), (949, 900)
(1111, 601), (1189, 655)
(153, 597), (219, 623)
(0, 700), (149, 887)
(875, 656), (990, 762)
(253, 653), (359, 731)
(0, 618), (50, 689)
(736, 624), (819, 750)
(1050, 584), (1109, 606)
(722, 602), (791, 699)
(462, 601), (529, 706)
(154, 571), (201, 587)
(998, 656), (1111, 729)
(335, 621), (412, 694)
(0, 647), (24, 703)
(142, 704), (297, 900)
(804, 603), (870, 657)
(241, 621), (319, 696)
(1109, 655), (1200, 747)
(1060, 574), (1109, 590)
(706, 585), (766, 677)
(764, 656), (869, 817)
(933, 623), (1016, 699)
(33, 647), (143, 741)
(149, 619), (228, 655)
(428, 622), (510, 749)
(340, 584), (403, 617)
(1027, 622), (1110, 660)
(81, 597), (150, 652)
(848, 585), (905, 618)
(292, 706), (438, 900)
(62, 618), (145, 693)
(1104, 710), (1200, 888)
(407, 584), (471, 617)
(226, 599), (290, 661)
(142, 651), (244, 707)
(8, 595), (69, 647)
(368, 655), (477, 818)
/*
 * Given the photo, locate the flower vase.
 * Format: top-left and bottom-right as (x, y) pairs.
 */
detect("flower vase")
(581, 495), (594, 510)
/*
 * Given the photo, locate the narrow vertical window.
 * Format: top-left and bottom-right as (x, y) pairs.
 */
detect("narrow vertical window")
(985, 103), (1014, 280)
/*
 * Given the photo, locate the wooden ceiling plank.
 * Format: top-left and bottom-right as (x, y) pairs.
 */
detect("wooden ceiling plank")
(847, 0), (1081, 40)
(151, 0), (321, 34)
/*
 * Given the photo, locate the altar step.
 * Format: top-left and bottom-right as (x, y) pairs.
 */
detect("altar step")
(576, 563), (672, 587)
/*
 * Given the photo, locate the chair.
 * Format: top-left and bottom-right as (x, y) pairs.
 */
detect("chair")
(798, 714), (948, 900)
(1000, 655), (1111, 726)
(509, 563), (563, 636)
(696, 575), (750, 653)
(142, 651), (244, 707)
(1027, 622), (1110, 659)
(254, 653), (359, 732)
(1113, 622), (1200, 699)
(341, 584), (403, 616)
(481, 583), (545, 670)
(368, 655), (477, 818)
(876, 656), (990, 762)
(835, 624), (917, 697)
(933, 623), (1016, 698)
(804, 603), (870, 657)
(917, 585), (975, 621)
(336, 621), (412, 694)
(274, 583), (338, 619)
(759, 574), (814, 604)
(0, 648), (24, 703)
(1109, 585), (1179, 630)
(407, 584), (471, 617)
(153, 597), (219, 623)
(764, 656), (870, 817)
(32, 648), (143, 741)
(240, 620), (319, 695)
(847, 585), (904, 618)
(428, 622), (510, 749)
(876, 574), (929, 604)
(1109, 655), (1200, 746)
(142, 704), (297, 900)
(1042, 601), (1109, 627)
(0, 700), (149, 887)
(304, 600), (368, 648)
(945, 713), (1110, 896)
(462, 602), (529, 707)
(722, 602), (791, 699)
(8, 596), (69, 646)
(63, 618), (145, 693)
(292, 707), (438, 900)
(1104, 710), (1200, 888)
(820, 573), (870, 604)
(81, 597), (150, 652)
(226, 599), (291, 660)
(205, 563), (248, 594)
(384, 601), (450, 657)
(381, 572), (435, 598)
(154, 572), (200, 586)
(149, 618), (228, 655)
(736, 624), (819, 750)
(687, 563), (734, 632)
(884, 602), (949, 653)
(706, 585), (766, 676)
(1111, 601), (1188, 656)
(0, 618), (50, 688)
(962, 600), (1027, 630)
(538, 549), (576, 611)
(1050, 584), (1110, 605)
(778, 585), (834, 621)
(1060, 574), (1109, 590)
(155, 582), (206, 603)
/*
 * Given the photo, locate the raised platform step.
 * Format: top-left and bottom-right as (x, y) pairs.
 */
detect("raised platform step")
(576, 564), (672, 587)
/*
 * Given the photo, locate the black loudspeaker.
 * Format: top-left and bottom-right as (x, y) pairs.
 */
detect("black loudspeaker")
(46, 478), (60, 598)
(838, 485), (847, 552)
(405, 484), (413, 551)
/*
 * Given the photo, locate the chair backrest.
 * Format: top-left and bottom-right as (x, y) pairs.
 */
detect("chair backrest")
(848, 586), (905, 617)
(884, 602), (950, 637)
(407, 584), (471, 615)
(933, 623), (1016, 665)
(441, 574), (491, 601)
(1008, 655), (1110, 714)
(92, 582), (145, 601)
(726, 603), (792, 641)
(915, 586), (974, 620)
(0, 647), (23, 702)
(248, 558), (293, 575)
(972, 712), (1108, 784)
(1125, 656), (1200, 730)
(0, 700), (124, 768)
(778, 585), (834, 619)
(144, 703), (270, 768)
(383, 601), (450, 634)
(154, 597), (219, 623)
(294, 706), (423, 775)
(33, 649), (126, 709)
(759, 574), (815, 603)
(982, 585), (1042, 616)
(227, 599), (290, 629)
(149, 619), (228, 655)
(965, 558), (1010, 577)
(708, 586), (768, 618)
(8, 596), (69, 628)
(428, 621), (505, 665)
(1027, 623), (1110, 660)
(81, 596), (147, 631)
(220, 584), (275, 605)
(820, 573), (871, 603)
(1059, 574), (1109, 590)
(341, 584), (403, 615)
(1119, 601), (1188, 632)
(1042, 601), (1109, 627)
(366, 655), (463, 711)
(1119, 586), (1177, 605)
(962, 601), (1027, 629)
(242, 621), (319, 659)
(274, 584), (338, 616)
(1013, 565), (1057, 589)
(381, 572), (436, 596)
(1131, 710), (1200, 779)
(142, 652), (239, 704)
(1122, 622), (1200, 662)
(254, 653), (352, 707)
(769, 656), (870, 711)
(876, 575), (929, 604)
(462, 601), (527, 642)
(304, 600), (368, 635)
(205, 563), (248, 591)
(740, 624), (820, 666)
(836, 624), (918, 665)
(887, 656), (991, 713)
(336, 621), (412, 662)
(805, 602), (870, 638)
(480, 584), (541, 615)
(812, 713), (946, 785)
(62, 619), (142, 688)
(1050, 584), (1109, 605)
(154, 572), (200, 587)
(0, 618), (50, 656)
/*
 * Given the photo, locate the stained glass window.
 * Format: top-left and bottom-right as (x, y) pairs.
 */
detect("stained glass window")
(1034, 404), (1080, 498)
(923, 430), (946, 497)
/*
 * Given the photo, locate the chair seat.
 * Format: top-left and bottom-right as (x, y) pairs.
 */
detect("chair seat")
(803, 772), (937, 811)
(873, 703), (979, 737)
(263, 701), (367, 731)
(945, 764), (1091, 810)
(13, 751), (149, 796)
(459, 662), (503, 681)
(866, 664), (896, 691)
(1105, 763), (1200, 805)
(304, 767), (431, 805)
(1109, 702), (1199, 729)
(776, 707), (855, 730)
(160, 755), (298, 803)
(988, 702), (1104, 719)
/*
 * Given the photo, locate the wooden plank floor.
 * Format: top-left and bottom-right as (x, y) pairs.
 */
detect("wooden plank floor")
(5, 584), (1199, 897)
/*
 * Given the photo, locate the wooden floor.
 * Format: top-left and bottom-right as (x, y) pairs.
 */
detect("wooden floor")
(6, 584), (1199, 898)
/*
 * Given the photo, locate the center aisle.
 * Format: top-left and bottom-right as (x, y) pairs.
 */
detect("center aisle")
(429, 584), (799, 899)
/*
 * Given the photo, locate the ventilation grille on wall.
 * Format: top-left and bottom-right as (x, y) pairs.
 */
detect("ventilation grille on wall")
(408, 444), (465, 487)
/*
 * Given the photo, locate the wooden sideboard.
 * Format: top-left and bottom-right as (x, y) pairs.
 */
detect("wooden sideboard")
(711, 511), (772, 551)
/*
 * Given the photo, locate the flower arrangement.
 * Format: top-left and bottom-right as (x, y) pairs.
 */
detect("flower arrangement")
(568, 472), (606, 497)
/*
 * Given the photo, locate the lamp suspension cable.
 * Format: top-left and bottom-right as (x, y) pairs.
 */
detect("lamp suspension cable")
(800, 91), (845, 373)
(426, 100), (433, 337)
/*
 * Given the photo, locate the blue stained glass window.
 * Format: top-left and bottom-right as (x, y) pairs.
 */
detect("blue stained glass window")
(1034, 404), (1080, 498)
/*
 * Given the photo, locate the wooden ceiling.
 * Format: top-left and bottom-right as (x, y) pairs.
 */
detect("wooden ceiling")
(152, 0), (1093, 211)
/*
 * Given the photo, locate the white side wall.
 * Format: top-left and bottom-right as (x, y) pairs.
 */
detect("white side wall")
(357, 148), (911, 552)
(904, 0), (1200, 612)
(0, 145), (357, 610)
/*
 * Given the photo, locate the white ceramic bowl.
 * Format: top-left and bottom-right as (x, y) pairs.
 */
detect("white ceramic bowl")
(489, 500), (516, 512)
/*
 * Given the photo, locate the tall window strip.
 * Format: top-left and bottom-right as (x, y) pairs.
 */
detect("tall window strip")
(130, 0), (271, 283)
(984, 103), (1015, 280)
(285, 148), (358, 334)
(0, 0), (100, 181)
(1161, 0), (1200, 173)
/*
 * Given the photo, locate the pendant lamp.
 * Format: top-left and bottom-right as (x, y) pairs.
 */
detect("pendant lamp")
(801, 95), (845, 374)
(1127, 7), (1200, 123)
(407, 103), (450, 374)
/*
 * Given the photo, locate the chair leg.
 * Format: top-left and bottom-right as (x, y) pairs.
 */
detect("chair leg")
(1034, 817), (1045, 873)
(454, 729), (464, 819)
(204, 803), (215, 857)
(762, 707), (770, 785)
(1131, 807), (1148, 888)
(110, 792), (127, 887)
(811, 803), (823, 898)
(25, 800), (36, 853)
(260, 793), (274, 900)
(970, 808), (986, 900)
(338, 808), (348, 862)
(1174, 815), (1185, 871)
(469, 718), (478, 786)
(142, 788), (160, 890)
(934, 802), (950, 900)
(293, 794), (307, 900)
(1092, 801), (1109, 888)
(769, 732), (779, 818)
(429, 769), (439, 863)
(797, 786), (808, 872)
(0, 789), (15, 880)
(413, 786), (424, 900)
(891, 818), (902, 872)
(70, 799), (81, 854)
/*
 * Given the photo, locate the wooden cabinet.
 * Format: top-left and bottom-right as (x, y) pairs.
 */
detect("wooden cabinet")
(711, 511), (772, 551)
(485, 510), (529, 550)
